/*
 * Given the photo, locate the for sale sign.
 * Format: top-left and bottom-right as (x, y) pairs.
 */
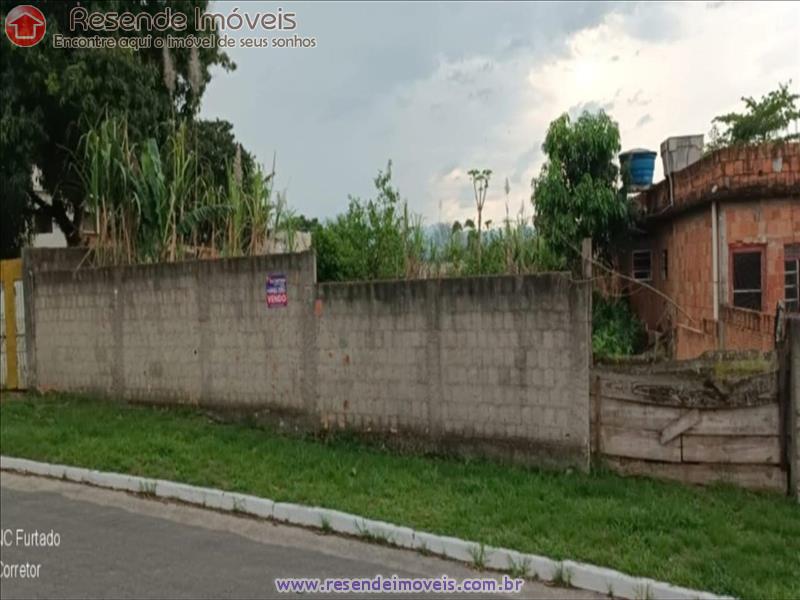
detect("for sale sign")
(266, 274), (288, 308)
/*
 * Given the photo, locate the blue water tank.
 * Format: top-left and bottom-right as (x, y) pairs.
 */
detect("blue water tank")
(619, 149), (657, 188)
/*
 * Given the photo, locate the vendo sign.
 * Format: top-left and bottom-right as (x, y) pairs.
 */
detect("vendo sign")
(266, 274), (288, 308)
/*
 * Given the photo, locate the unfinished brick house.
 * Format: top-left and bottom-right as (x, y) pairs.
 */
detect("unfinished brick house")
(621, 141), (800, 359)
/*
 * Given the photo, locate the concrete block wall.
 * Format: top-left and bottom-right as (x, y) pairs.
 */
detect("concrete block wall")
(316, 274), (591, 468)
(29, 252), (591, 469)
(22, 247), (89, 389)
(32, 253), (316, 411)
(33, 269), (118, 393)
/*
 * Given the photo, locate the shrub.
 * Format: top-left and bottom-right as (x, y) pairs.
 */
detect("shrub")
(592, 293), (647, 359)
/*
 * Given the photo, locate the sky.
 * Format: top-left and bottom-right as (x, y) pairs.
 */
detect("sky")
(201, 1), (800, 227)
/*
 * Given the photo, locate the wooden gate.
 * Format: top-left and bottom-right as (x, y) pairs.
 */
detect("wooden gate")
(0, 258), (27, 390)
(591, 353), (785, 492)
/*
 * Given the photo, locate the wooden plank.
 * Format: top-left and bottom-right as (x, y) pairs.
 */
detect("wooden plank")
(599, 397), (683, 431)
(682, 435), (781, 464)
(597, 372), (707, 405)
(660, 409), (701, 445)
(595, 369), (777, 408)
(604, 457), (786, 492)
(693, 404), (779, 436)
(600, 425), (681, 462)
(599, 398), (779, 436)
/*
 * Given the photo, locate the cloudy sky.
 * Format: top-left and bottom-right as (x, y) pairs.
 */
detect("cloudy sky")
(201, 1), (800, 226)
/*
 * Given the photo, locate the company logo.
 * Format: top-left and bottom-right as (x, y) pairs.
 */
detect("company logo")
(5, 5), (46, 47)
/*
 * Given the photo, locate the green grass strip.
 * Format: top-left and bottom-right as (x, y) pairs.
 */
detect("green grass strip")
(1, 393), (798, 599)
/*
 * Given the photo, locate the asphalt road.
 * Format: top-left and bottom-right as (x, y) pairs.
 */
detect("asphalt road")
(0, 472), (601, 599)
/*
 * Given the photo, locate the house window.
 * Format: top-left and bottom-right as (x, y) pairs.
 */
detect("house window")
(632, 250), (652, 282)
(786, 245), (800, 313)
(661, 249), (668, 280)
(731, 249), (763, 311)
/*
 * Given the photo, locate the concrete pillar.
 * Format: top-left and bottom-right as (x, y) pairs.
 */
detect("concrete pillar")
(790, 319), (800, 501)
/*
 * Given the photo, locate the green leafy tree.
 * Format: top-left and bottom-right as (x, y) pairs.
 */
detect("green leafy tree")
(191, 119), (256, 192)
(708, 81), (800, 150)
(313, 161), (411, 282)
(532, 110), (631, 264)
(0, 101), (39, 257)
(0, 0), (233, 256)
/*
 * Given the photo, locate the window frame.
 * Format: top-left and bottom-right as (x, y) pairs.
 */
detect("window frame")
(729, 244), (765, 312)
(632, 249), (653, 282)
(785, 245), (799, 313)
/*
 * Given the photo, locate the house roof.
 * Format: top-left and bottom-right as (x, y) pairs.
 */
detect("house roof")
(633, 141), (800, 222)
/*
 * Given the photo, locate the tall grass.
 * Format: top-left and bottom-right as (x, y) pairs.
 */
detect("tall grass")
(80, 117), (291, 265)
(81, 118), (136, 265)
(313, 160), (569, 283)
(83, 119), (566, 279)
(420, 198), (565, 279)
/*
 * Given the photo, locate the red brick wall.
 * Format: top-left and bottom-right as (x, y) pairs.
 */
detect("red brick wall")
(673, 324), (716, 360)
(636, 142), (800, 214)
(623, 198), (799, 359)
(723, 199), (800, 312)
(618, 142), (800, 359)
(626, 208), (716, 358)
(720, 305), (774, 353)
(718, 198), (800, 353)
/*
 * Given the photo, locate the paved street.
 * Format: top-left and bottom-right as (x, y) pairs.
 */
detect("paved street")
(0, 472), (600, 599)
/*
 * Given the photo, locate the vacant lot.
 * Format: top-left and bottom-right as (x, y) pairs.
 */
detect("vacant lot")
(1, 393), (798, 599)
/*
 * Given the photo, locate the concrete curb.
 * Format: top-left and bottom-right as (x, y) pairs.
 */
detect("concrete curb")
(0, 456), (734, 600)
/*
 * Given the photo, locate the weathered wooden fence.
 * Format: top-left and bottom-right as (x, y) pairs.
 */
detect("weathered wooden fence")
(591, 352), (786, 492)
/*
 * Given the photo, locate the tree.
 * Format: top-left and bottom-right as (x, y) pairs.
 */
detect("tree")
(0, 93), (39, 257)
(707, 81), (800, 150)
(191, 119), (256, 192)
(532, 110), (631, 264)
(0, 0), (234, 256)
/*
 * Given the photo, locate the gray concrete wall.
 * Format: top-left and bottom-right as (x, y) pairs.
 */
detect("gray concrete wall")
(30, 252), (590, 469)
(22, 247), (90, 390)
(32, 253), (316, 411)
(316, 275), (590, 467)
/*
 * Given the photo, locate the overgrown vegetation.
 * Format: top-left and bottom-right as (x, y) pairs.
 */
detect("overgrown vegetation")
(312, 162), (568, 282)
(314, 109), (634, 283)
(592, 294), (647, 359)
(2, 393), (798, 600)
(83, 108), (645, 355)
(80, 117), (296, 264)
(312, 161), (416, 282)
(707, 81), (800, 150)
(0, 0), (233, 258)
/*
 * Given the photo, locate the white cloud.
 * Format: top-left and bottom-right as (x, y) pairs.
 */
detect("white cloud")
(202, 1), (800, 228)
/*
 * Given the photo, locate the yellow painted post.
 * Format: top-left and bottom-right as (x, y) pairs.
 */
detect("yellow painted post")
(0, 258), (22, 390)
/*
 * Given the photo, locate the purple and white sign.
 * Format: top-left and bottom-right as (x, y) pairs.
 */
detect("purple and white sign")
(266, 274), (288, 308)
